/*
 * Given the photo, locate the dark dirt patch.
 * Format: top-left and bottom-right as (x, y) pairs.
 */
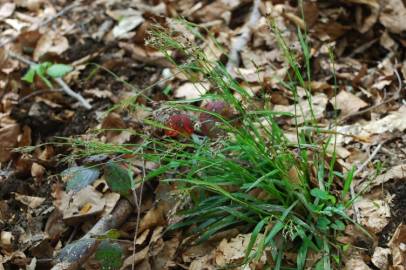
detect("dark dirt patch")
(379, 179), (406, 246)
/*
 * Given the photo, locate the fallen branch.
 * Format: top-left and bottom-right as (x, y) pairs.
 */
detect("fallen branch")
(51, 199), (133, 270)
(7, 50), (92, 109)
(225, 0), (261, 74)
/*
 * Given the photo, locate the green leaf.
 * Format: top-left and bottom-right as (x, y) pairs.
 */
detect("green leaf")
(104, 162), (132, 196)
(310, 188), (336, 203)
(331, 220), (345, 231)
(61, 166), (100, 192)
(22, 67), (36, 83)
(46, 64), (73, 78)
(95, 240), (123, 270)
(316, 216), (331, 231)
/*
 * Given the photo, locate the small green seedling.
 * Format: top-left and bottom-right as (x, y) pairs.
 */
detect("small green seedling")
(22, 62), (73, 88)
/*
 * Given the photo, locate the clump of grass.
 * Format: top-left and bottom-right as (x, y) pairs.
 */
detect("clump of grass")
(144, 20), (356, 269)
(66, 19), (360, 269)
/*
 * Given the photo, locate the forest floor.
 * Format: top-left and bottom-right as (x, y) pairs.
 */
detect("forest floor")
(0, 0), (406, 269)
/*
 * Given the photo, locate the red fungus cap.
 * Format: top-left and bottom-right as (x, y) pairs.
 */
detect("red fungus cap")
(165, 114), (194, 137)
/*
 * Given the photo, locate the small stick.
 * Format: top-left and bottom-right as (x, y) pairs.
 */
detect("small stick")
(7, 50), (92, 109)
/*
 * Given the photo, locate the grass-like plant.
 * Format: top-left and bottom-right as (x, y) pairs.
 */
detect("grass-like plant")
(65, 19), (361, 269)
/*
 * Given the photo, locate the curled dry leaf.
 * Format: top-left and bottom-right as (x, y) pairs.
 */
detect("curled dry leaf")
(33, 31), (69, 61)
(57, 186), (105, 224)
(335, 90), (368, 116)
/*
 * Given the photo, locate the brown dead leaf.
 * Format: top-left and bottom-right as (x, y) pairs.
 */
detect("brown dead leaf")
(336, 106), (406, 145)
(33, 31), (69, 61)
(138, 204), (166, 233)
(193, 1), (233, 23)
(273, 93), (328, 124)
(379, 0), (406, 34)
(120, 246), (149, 270)
(214, 233), (267, 269)
(354, 197), (390, 233)
(358, 164), (406, 192)
(57, 186), (105, 224)
(119, 42), (173, 67)
(31, 162), (45, 180)
(389, 224), (406, 268)
(0, 124), (20, 162)
(335, 91), (368, 116)
(151, 234), (179, 269)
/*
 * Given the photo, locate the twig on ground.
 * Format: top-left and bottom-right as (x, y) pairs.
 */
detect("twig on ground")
(350, 143), (382, 223)
(0, 2), (80, 49)
(225, 0), (261, 74)
(7, 50), (92, 109)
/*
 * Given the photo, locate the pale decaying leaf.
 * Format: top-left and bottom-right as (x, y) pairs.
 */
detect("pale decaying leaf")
(190, 233), (266, 269)
(57, 186), (105, 223)
(335, 91), (368, 116)
(336, 106), (406, 144)
(174, 82), (210, 100)
(0, 3), (15, 20)
(357, 164), (406, 192)
(371, 247), (391, 269)
(379, 0), (406, 34)
(33, 31), (69, 61)
(354, 197), (391, 233)
(389, 224), (406, 269)
(112, 13), (144, 39)
(14, 193), (45, 209)
(273, 93), (328, 124)
(344, 256), (371, 270)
